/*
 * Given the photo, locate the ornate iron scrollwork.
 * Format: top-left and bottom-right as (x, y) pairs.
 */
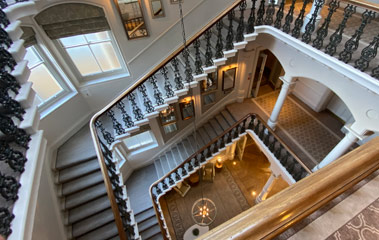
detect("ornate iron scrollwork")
(236, 0), (247, 42)
(215, 21), (224, 58)
(292, 0), (310, 39)
(371, 65), (379, 79)
(301, 0), (325, 44)
(0, 93), (25, 120)
(0, 172), (21, 201)
(283, 0), (297, 33)
(160, 66), (175, 98)
(182, 48), (194, 84)
(0, 47), (17, 71)
(312, 0), (339, 50)
(325, 4), (356, 56)
(256, 0), (265, 26)
(149, 75), (165, 105)
(0, 69), (20, 94)
(264, 0), (275, 26)
(204, 30), (214, 67)
(339, 10), (375, 63)
(193, 39), (203, 75)
(0, 208), (14, 237)
(116, 101), (135, 128)
(127, 92), (144, 121)
(0, 28), (12, 48)
(106, 109), (125, 136)
(274, 0), (286, 29)
(225, 10), (235, 50)
(138, 83), (155, 113)
(246, 0), (257, 34)
(0, 141), (26, 173)
(95, 120), (114, 145)
(171, 58), (184, 90)
(354, 34), (379, 71)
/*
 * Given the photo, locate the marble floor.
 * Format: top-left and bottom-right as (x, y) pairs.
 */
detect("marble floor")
(160, 136), (289, 240)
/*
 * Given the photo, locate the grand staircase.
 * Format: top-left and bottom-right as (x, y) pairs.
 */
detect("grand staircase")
(154, 110), (237, 178)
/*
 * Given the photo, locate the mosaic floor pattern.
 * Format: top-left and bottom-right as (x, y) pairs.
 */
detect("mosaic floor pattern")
(253, 91), (341, 164)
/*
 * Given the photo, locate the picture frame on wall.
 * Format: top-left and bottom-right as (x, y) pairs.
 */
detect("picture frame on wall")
(222, 67), (236, 92)
(170, 0), (183, 4)
(179, 100), (194, 120)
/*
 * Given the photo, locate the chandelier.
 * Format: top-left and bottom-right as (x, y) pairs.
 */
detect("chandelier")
(191, 198), (217, 226)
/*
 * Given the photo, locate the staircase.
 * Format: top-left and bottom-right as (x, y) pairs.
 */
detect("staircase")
(135, 207), (162, 240)
(154, 109), (237, 179)
(55, 125), (119, 240)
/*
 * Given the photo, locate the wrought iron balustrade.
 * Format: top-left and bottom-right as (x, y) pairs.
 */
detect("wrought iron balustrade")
(89, 0), (378, 239)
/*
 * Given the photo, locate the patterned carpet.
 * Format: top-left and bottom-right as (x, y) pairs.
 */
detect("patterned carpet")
(164, 166), (250, 240)
(253, 91), (341, 164)
(326, 197), (379, 240)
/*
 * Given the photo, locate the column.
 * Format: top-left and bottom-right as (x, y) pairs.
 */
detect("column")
(256, 173), (277, 203)
(301, 0), (324, 33)
(313, 125), (364, 172)
(267, 76), (297, 130)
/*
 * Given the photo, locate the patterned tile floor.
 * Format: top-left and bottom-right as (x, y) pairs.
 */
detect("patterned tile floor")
(253, 91), (341, 165)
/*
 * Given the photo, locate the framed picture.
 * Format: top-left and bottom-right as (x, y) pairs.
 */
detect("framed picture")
(222, 67), (236, 92)
(170, 0), (183, 3)
(179, 100), (195, 120)
(150, 0), (165, 18)
(114, 0), (149, 39)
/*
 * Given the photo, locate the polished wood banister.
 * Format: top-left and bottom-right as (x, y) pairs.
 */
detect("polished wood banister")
(344, 0), (379, 12)
(198, 137), (379, 240)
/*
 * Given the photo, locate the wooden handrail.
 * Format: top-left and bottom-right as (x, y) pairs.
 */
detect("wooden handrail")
(344, 0), (379, 12)
(198, 137), (379, 240)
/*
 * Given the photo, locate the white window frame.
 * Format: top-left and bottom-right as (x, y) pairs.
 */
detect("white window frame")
(54, 31), (128, 84)
(26, 44), (73, 116)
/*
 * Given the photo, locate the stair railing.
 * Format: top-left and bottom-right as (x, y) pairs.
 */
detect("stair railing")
(198, 136), (379, 239)
(90, 0), (378, 239)
(148, 113), (312, 239)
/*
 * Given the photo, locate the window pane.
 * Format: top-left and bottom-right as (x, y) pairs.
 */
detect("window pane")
(60, 35), (87, 47)
(29, 64), (63, 101)
(90, 42), (121, 72)
(85, 31), (110, 42)
(25, 47), (42, 68)
(66, 46), (101, 75)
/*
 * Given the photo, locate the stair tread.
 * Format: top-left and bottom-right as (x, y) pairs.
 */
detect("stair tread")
(182, 138), (195, 158)
(198, 127), (211, 144)
(195, 130), (207, 147)
(215, 114), (230, 130)
(59, 158), (100, 184)
(68, 195), (111, 224)
(77, 221), (118, 240)
(187, 134), (200, 152)
(204, 123), (218, 140)
(177, 142), (189, 160)
(135, 207), (155, 223)
(62, 170), (103, 196)
(171, 147), (184, 165)
(159, 155), (170, 175)
(165, 151), (177, 168)
(210, 118), (224, 135)
(56, 125), (96, 170)
(140, 224), (161, 240)
(154, 160), (164, 179)
(73, 208), (115, 238)
(138, 215), (158, 232)
(221, 110), (236, 126)
(65, 183), (106, 209)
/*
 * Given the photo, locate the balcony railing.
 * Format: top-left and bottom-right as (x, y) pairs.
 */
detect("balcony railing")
(89, 0), (379, 239)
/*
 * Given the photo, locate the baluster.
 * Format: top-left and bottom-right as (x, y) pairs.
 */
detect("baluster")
(193, 39), (203, 75)
(171, 58), (184, 90)
(246, 0), (257, 34)
(127, 92), (144, 121)
(215, 21), (224, 59)
(154, 185), (162, 195)
(283, 0), (296, 33)
(256, 0), (265, 26)
(312, 0), (339, 49)
(106, 110), (125, 136)
(0, 172), (21, 201)
(285, 157), (295, 172)
(0, 1), (8, 9)
(355, 34), (379, 71)
(236, 0), (247, 42)
(200, 152), (206, 163)
(301, 0), (325, 44)
(274, 144), (282, 158)
(12, 129), (30, 149)
(204, 30), (214, 67)
(263, 132), (270, 146)
(0, 47), (17, 71)
(233, 127), (239, 139)
(0, 70), (20, 94)
(184, 163), (190, 173)
(219, 135), (225, 149)
(241, 119), (247, 133)
(138, 83), (155, 113)
(372, 66), (379, 79)
(161, 180), (168, 190)
(0, 142), (26, 173)
(160, 66), (175, 98)
(292, 163), (303, 181)
(269, 138), (276, 152)
(182, 48), (193, 84)
(95, 120), (114, 145)
(325, 4), (356, 56)
(0, 94), (25, 120)
(0, 9), (10, 28)
(166, 177), (174, 186)
(339, 10), (376, 63)
(225, 10), (235, 51)
(258, 124), (264, 139)
(264, 0), (275, 25)
(116, 101), (134, 128)
(149, 76), (165, 105)
(0, 208), (14, 237)
(206, 146), (212, 158)
(274, 0), (285, 29)
(0, 28), (12, 48)
(226, 132), (232, 143)
(174, 170), (181, 181)
(292, 0), (310, 39)
(213, 142), (219, 154)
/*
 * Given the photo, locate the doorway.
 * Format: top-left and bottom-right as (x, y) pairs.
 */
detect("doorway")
(249, 49), (284, 98)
